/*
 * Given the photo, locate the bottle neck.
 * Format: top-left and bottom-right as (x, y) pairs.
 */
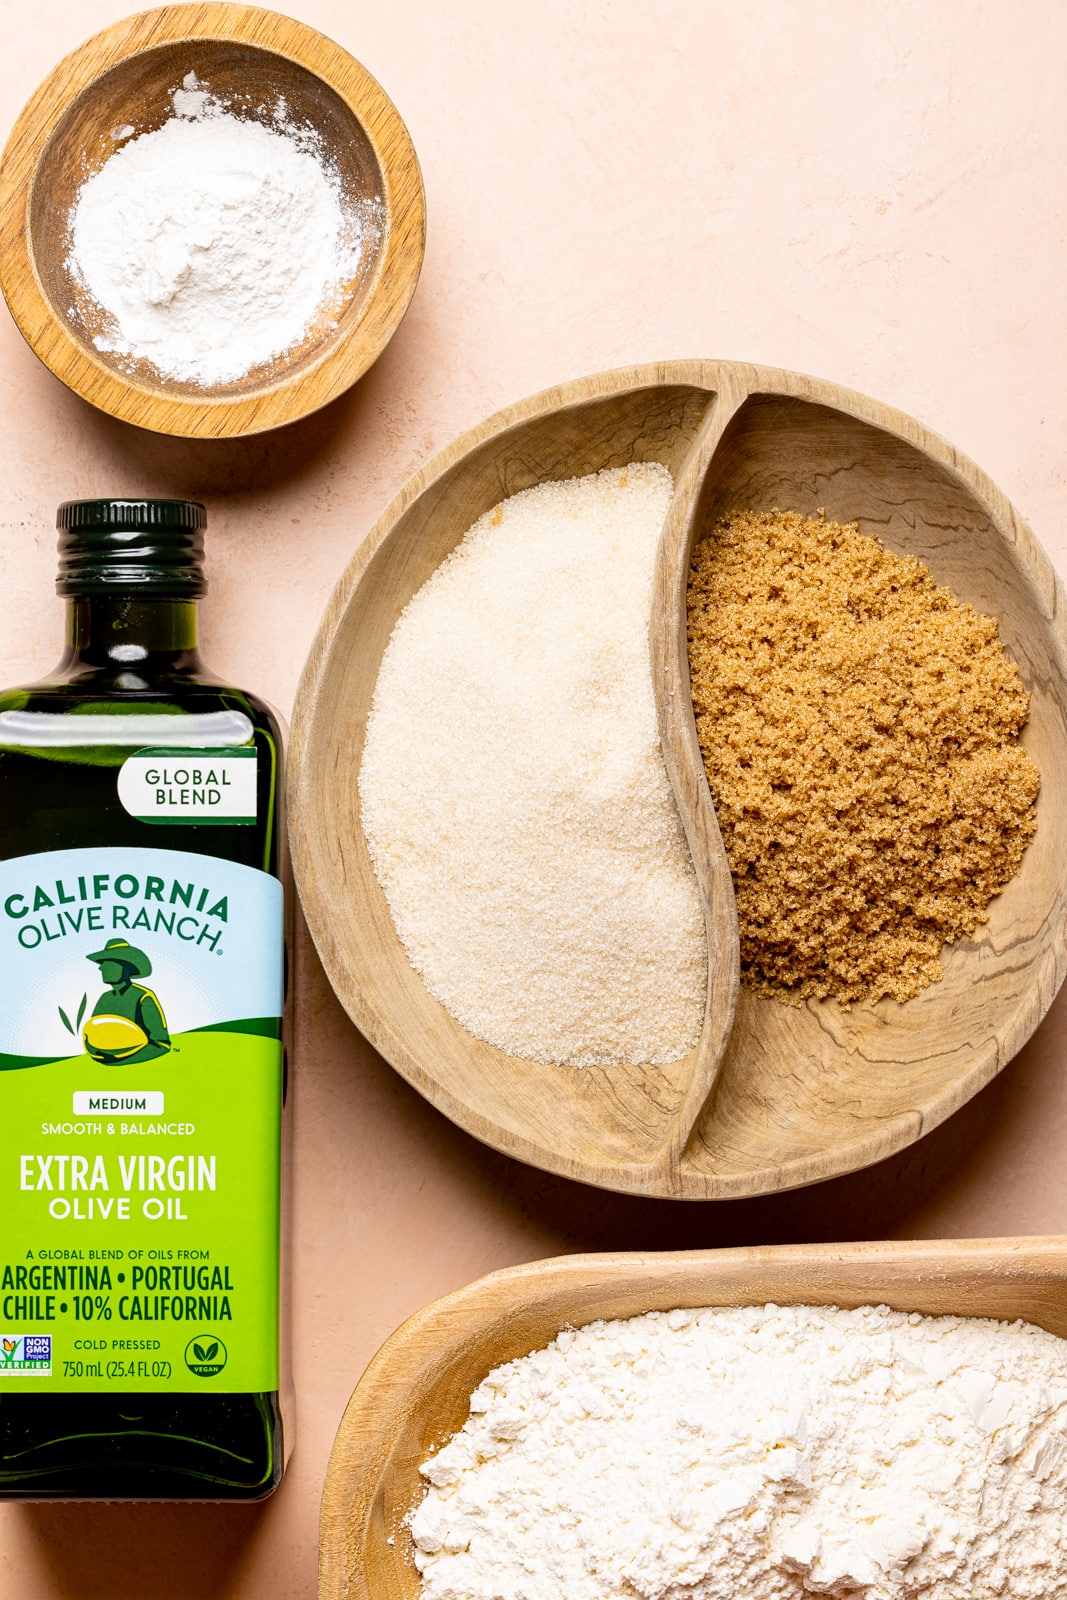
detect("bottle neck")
(60, 596), (203, 676)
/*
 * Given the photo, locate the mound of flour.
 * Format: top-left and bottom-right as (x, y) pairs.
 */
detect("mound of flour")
(67, 74), (364, 385)
(411, 1303), (1067, 1600)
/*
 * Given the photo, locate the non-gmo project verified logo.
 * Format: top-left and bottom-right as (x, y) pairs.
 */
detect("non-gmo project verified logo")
(0, 1335), (52, 1375)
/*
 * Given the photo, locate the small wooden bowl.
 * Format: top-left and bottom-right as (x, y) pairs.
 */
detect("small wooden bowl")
(0, 4), (426, 437)
(289, 361), (1067, 1198)
(319, 1236), (1067, 1600)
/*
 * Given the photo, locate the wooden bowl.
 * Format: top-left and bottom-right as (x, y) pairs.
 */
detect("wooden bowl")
(0, 4), (426, 437)
(289, 360), (1067, 1198)
(291, 369), (741, 1196)
(319, 1236), (1067, 1600)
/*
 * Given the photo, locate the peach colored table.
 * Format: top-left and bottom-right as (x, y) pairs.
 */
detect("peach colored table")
(1, 2), (1066, 1595)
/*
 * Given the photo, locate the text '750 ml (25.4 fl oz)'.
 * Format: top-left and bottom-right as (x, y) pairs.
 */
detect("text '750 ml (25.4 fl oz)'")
(0, 499), (290, 1500)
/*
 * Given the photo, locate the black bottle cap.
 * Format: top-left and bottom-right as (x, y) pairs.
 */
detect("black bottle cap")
(56, 499), (207, 596)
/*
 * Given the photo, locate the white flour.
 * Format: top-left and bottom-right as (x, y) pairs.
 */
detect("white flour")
(67, 75), (365, 386)
(412, 1304), (1067, 1600)
(358, 464), (707, 1067)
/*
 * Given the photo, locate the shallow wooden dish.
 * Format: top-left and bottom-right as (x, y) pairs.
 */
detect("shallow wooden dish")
(291, 369), (741, 1195)
(0, 3), (425, 437)
(289, 360), (1067, 1198)
(319, 1236), (1067, 1600)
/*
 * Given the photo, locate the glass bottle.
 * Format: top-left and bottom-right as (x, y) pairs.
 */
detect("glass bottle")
(0, 499), (289, 1500)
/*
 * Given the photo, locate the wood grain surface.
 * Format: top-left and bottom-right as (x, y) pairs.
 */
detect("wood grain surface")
(318, 1235), (1067, 1600)
(289, 366), (740, 1197)
(0, 2), (426, 436)
(288, 359), (1067, 1199)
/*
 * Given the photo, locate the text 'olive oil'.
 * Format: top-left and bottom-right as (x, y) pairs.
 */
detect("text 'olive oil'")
(0, 500), (288, 1499)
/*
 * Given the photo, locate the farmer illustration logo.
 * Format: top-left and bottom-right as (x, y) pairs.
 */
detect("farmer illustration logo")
(81, 938), (171, 1065)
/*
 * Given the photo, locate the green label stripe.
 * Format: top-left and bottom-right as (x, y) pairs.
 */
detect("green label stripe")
(187, 1017), (282, 1040)
(0, 1053), (60, 1073)
(133, 748), (256, 759)
(133, 816), (256, 826)
(0, 1019), (281, 1072)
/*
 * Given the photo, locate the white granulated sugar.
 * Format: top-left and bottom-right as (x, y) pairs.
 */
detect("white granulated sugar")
(412, 1304), (1067, 1600)
(358, 464), (707, 1067)
(67, 74), (366, 386)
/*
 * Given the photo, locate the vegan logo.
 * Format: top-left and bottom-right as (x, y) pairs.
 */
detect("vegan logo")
(71, 938), (172, 1065)
(184, 1334), (227, 1378)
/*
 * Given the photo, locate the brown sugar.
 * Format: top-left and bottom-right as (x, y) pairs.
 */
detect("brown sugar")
(686, 509), (1040, 1004)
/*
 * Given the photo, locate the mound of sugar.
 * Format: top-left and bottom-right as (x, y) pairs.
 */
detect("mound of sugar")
(358, 464), (707, 1067)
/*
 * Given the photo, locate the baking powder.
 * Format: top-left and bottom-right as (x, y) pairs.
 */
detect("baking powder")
(67, 75), (366, 386)
(412, 1303), (1067, 1599)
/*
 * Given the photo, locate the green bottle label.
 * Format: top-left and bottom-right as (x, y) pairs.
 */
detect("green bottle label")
(0, 847), (282, 1394)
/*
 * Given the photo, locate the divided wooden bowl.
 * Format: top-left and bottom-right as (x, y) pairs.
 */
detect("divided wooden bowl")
(319, 1236), (1067, 1600)
(0, 3), (426, 437)
(289, 360), (1067, 1198)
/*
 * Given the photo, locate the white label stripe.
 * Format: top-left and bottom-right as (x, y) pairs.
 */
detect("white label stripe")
(118, 749), (258, 822)
(73, 1092), (165, 1115)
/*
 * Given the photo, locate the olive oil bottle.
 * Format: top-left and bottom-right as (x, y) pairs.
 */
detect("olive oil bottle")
(0, 500), (288, 1499)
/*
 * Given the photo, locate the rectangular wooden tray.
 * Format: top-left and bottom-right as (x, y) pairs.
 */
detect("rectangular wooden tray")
(319, 1235), (1067, 1599)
